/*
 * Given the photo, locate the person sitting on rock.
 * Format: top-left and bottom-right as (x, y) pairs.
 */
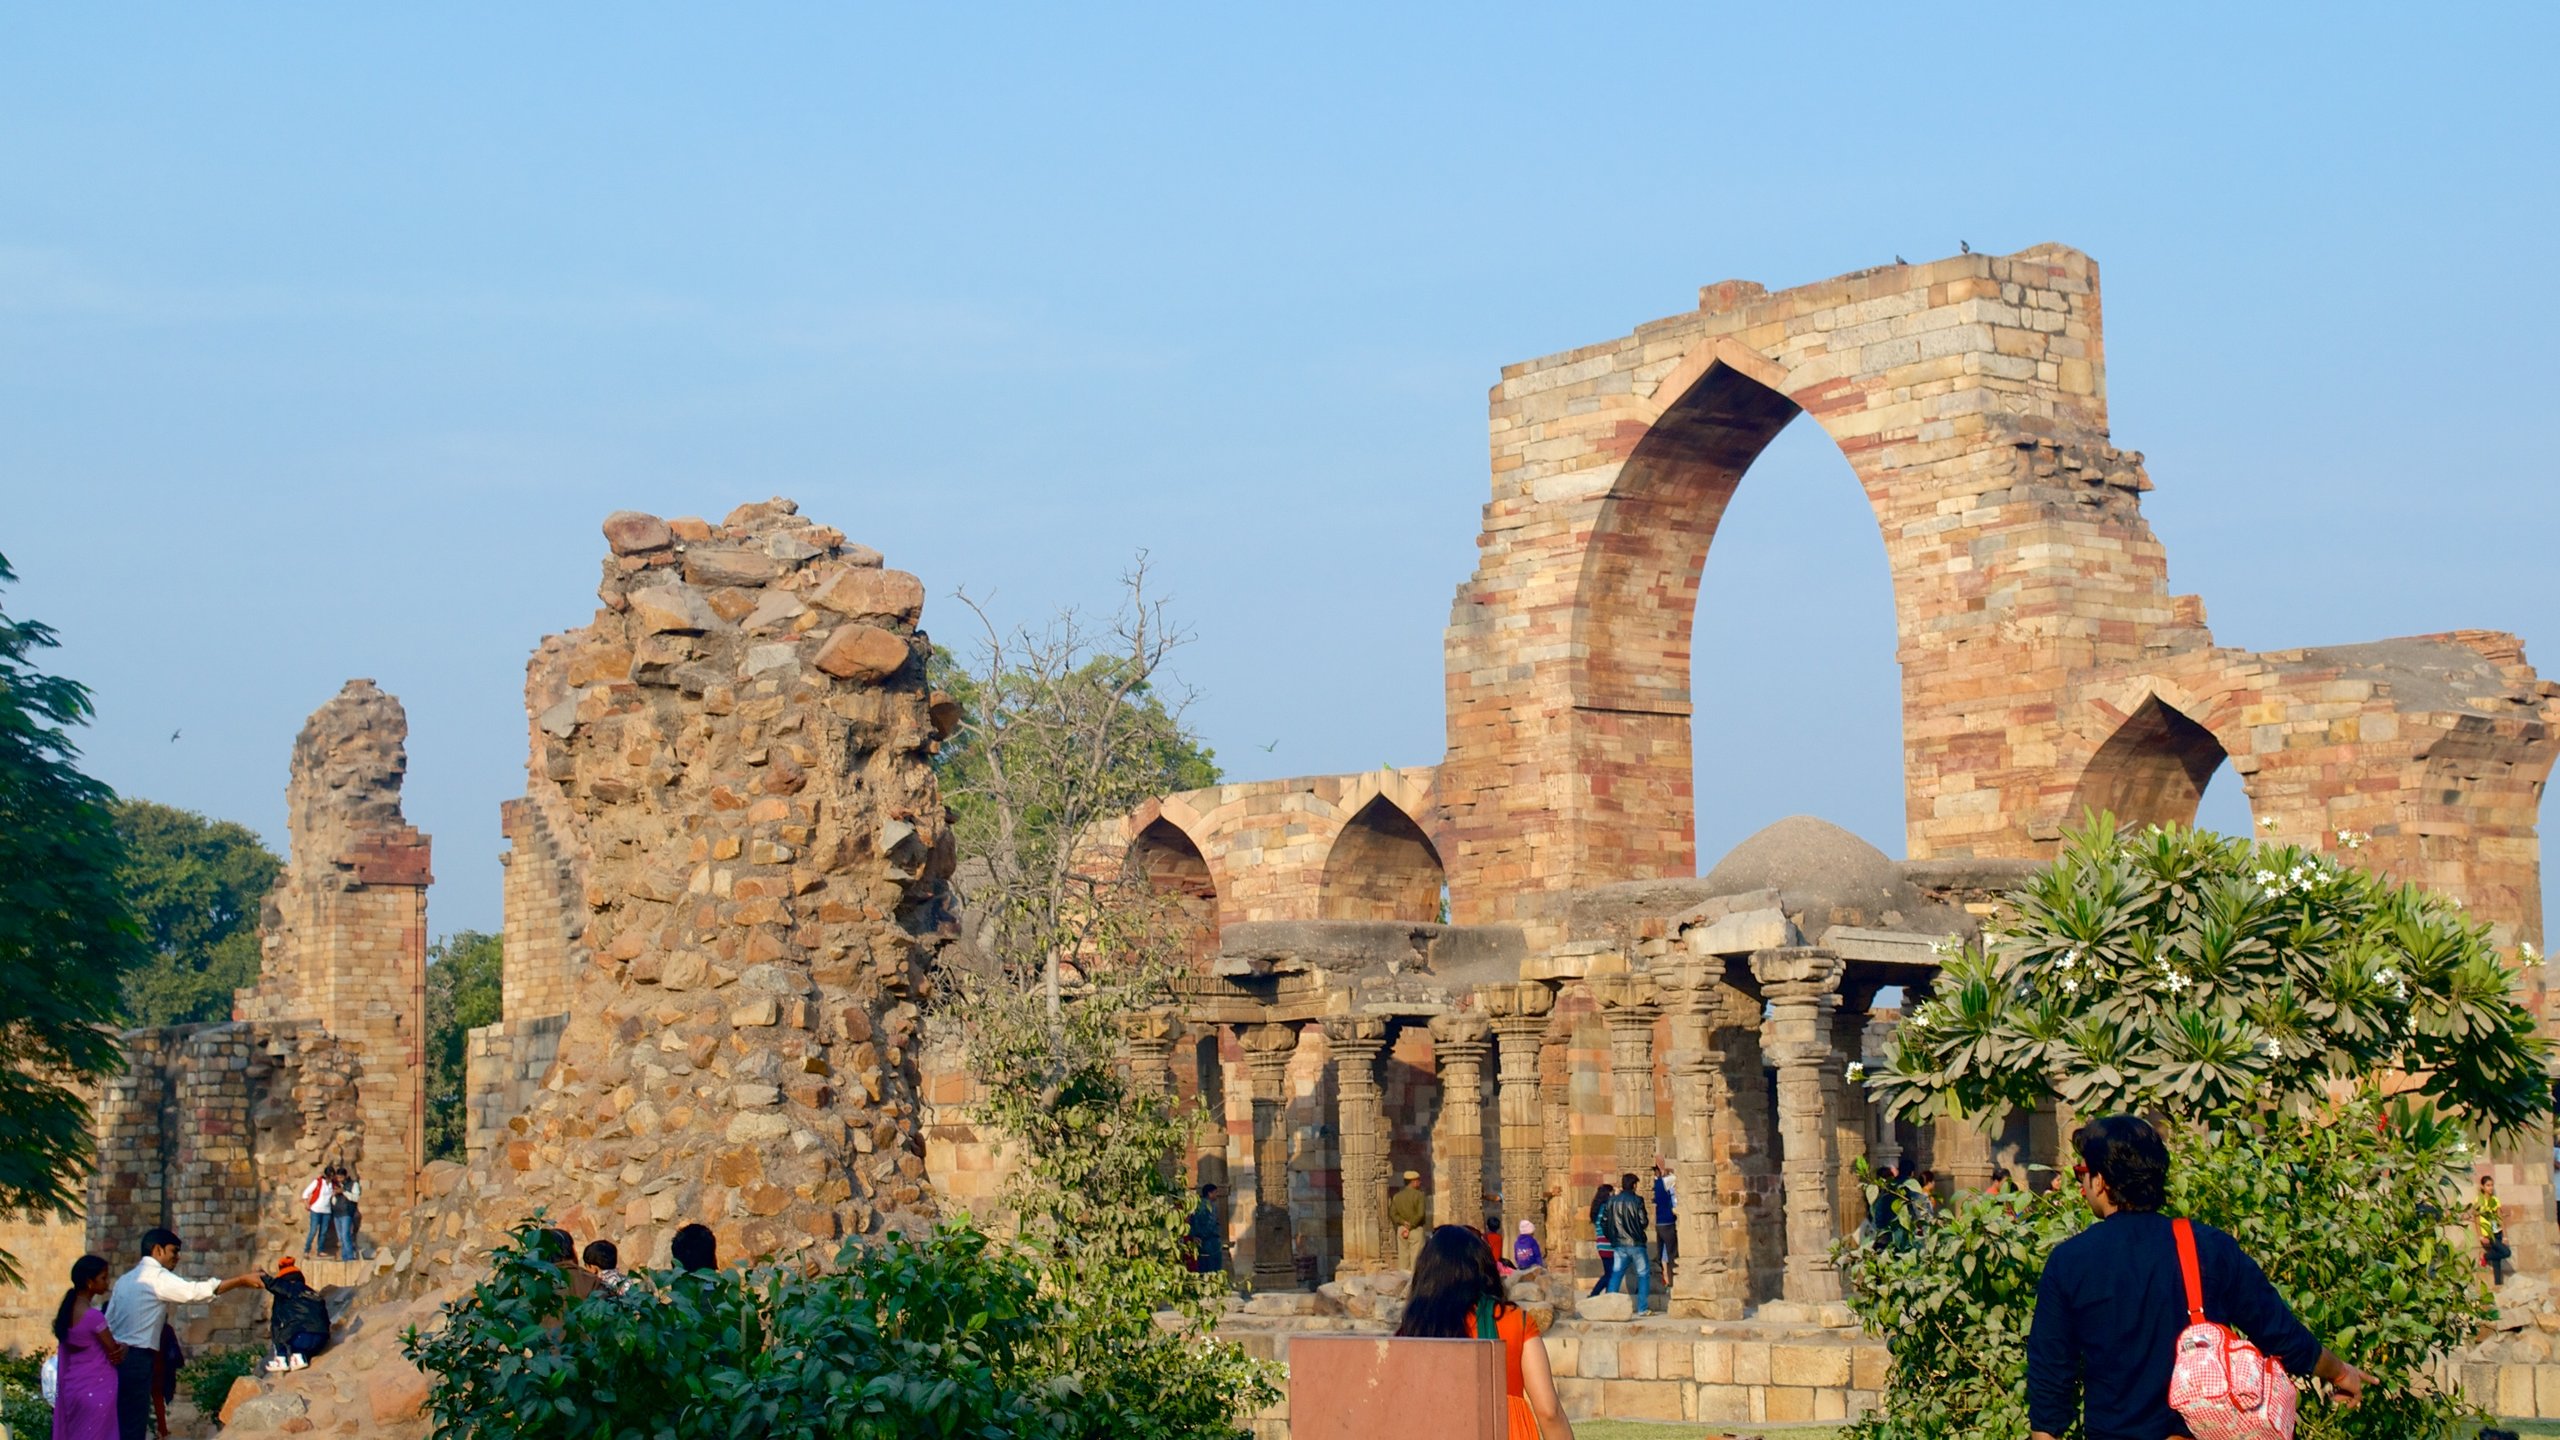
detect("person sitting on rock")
(1512, 1220), (1544, 1273)
(1397, 1225), (1575, 1440)
(260, 1258), (331, 1372)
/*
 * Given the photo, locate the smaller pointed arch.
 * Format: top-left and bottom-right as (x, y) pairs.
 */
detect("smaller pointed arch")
(2066, 693), (2238, 832)
(1319, 795), (1447, 923)
(1130, 817), (1220, 964)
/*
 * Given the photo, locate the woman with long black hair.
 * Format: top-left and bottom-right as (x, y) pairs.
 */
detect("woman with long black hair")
(51, 1254), (123, 1440)
(1394, 1225), (1574, 1440)
(1584, 1183), (1617, 1298)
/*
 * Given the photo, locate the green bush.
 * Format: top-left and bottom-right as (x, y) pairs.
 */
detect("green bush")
(404, 1220), (1275, 1440)
(184, 1345), (266, 1420)
(1842, 1095), (2494, 1440)
(0, 1348), (54, 1438)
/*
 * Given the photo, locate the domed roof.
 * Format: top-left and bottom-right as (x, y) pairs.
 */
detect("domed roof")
(1698, 816), (1914, 931)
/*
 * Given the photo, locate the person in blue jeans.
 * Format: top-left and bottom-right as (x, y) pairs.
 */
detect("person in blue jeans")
(299, 1170), (335, 1256)
(330, 1165), (363, 1259)
(1602, 1171), (1652, 1312)
(1650, 1157), (1678, 1286)
(1585, 1184), (1617, 1296)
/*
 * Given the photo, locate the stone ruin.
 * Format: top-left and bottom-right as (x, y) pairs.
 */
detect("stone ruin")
(396, 498), (953, 1281)
(15, 243), (2560, 1433)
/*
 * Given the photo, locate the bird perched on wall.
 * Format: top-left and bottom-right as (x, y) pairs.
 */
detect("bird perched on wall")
(1895, 254), (1908, 265)
(1960, 240), (1972, 254)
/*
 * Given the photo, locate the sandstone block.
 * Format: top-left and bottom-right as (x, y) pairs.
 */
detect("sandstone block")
(684, 547), (787, 588)
(1576, 1291), (1634, 1322)
(812, 625), (910, 683)
(367, 1359), (430, 1424)
(219, 1376), (264, 1425)
(628, 584), (719, 636)
(602, 510), (672, 555)
(810, 567), (925, 624)
(1770, 1342), (1851, 1389)
(228, 1391), (310, 1432)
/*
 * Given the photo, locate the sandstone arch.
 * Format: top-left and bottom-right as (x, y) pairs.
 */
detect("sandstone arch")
(1318, 794), (1446, 923)
(1132, 815), (1222, 963)
(2064, 693), (2242, 832)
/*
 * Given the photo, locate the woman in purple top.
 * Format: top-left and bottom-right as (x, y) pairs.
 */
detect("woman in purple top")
(52, 1254), (125, 1440)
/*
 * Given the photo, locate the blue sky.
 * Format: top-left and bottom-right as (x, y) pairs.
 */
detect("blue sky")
(5, 5), (2555, 938)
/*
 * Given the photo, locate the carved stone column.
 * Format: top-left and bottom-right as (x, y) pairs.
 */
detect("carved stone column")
(1657, 957), (1747, 1318)
(1243, 1022), (1301, 1290)
(1593, 973), (1661, 1178)
(1121, 1010), (1179, 1095)
(1485, 984), (1554, 1241)
(1753, 947), (1845, 1303)
(1539, 1029), (1572, 1265)
(1428, 1011), (1491, 1227)
(1829, 985), (1879, 1238)
(1324, 1016), (1391, 1274)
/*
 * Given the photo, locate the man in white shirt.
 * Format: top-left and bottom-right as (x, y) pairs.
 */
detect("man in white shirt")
(104, 1228), (263, 1440)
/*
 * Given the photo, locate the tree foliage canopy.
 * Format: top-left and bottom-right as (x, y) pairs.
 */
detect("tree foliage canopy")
(113, 797), (283, 1027)
(424, 930), (505, 1163)
(1876, 815), (2551, 1136)
(0, 553), (148, 1284)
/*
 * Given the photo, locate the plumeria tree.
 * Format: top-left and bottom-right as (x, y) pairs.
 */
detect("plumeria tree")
(1873, 815), (2550, 1136)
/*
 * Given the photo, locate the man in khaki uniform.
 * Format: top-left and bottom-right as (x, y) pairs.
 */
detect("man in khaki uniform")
(1387, 1169), (1429, 1262)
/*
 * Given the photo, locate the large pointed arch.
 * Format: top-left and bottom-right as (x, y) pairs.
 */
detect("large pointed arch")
(2064, 693), (2239, 831)
(1318, 795), (1446, 923)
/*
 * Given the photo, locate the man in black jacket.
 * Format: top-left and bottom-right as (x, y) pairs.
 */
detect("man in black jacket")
(1601, 1171), (1652, 1313)
(2026, 1116), (2367, 1440)
(260, 1258), (330, 1371)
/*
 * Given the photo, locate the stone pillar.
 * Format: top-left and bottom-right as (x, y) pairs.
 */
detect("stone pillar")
(1243, 1022), (1301, 1290)
(1594, 973), (1662, 1180)
(1428, 1011), (1491, 1227)
(1122, 1010), (1179, 1096)
(1829, 989), (1876, 1238)
(1539, 1030), (1572, 1267)
(1657, 957), (1747, 1318)
(1866, 1012), (1903, 1176)
(1936, 1114), (1997, 1194)
(1754, 947), (1845, 1304)
(1486, 984), (1554, 1242)
(1325, 1016), (1391, 1275)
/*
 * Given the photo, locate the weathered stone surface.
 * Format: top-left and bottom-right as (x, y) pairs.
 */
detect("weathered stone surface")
(219, 1375), (264, 1425)
(811, 624), (910, 683)
(627, 583), (720, 635)
(601, 510), (672, 555)
(809, 567), (925, 624)
(366, 1358), (430, 1424)
(1576, 1292), (1634, 1322)
(226, 1391), (309, 1431)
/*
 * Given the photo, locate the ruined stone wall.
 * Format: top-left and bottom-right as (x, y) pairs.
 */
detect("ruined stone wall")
(234, 680), (433, 1221)
(396, 500), (953, 1285)
(463, 1013), (563, 1162)
(84, 1024), (366, 1348)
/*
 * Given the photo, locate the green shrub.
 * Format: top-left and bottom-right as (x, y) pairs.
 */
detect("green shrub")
(184, 1345), (266, 1420)
(0, 1348), (54, 1438)
(404, 1219), (1274, 1440)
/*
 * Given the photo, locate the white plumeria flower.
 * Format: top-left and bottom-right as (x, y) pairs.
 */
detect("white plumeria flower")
(2061, 976), (2079, 995)
(1845, 1062), (1867, 1082)
(2262, 1038), (2282, 1059)
(2259, 816), (2279, 830)
(2254, 869), (2279, 887)
(2162, 970), (2191, 995)
(2059, 949), (2078, 970)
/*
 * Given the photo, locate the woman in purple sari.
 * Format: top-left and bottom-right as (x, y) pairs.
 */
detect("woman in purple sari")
(52, 1254), (124, 1440)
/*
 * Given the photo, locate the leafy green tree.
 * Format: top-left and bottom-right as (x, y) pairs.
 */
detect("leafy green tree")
(424, 930), (504, 1162)
(0, 553), (149, 1285)
(1876, 815), (2550, 1135)
(113, 798), (283, 1027)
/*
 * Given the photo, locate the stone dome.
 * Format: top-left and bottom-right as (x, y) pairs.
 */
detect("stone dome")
(1698, 815), (1916, 932)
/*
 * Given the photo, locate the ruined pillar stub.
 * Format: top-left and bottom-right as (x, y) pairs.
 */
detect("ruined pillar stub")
(1753, 947), (1845, 1304)
(234, 678), (433, 1224)
(391, 500), (958, 1282)
(1484, 983), (1554, 1243)
(1244, 1021), (1301, 1290)
(1428, 1011), (1491, 1228)
(1324, 1016), (1391, 1274)
(1121, 1010), (1180, 1096)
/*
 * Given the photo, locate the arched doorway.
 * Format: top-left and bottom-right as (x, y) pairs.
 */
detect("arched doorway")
(1130, 818), (1220, 966)
(2067, 695), (2245, 833)
(1319, 796), (1446, 922)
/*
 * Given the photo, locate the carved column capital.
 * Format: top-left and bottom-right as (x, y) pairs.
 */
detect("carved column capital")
(1750, 946), (1844, 1000)
(1243, 1021), (1299, 1091)
(1427, 1009), (1492, 1058)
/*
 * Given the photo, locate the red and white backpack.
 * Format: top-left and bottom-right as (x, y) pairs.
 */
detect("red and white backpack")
(2166, 1217), (2298, 1440)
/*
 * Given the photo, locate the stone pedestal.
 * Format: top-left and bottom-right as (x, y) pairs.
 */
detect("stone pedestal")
(1325, 1016), (1391, 1274)
(1429, 1012), (1491, 1227)
(1595, 973), (1661, 1179)
(1487, 983), (1554, 1242)
(1658, 958), (1748, 1318)
(1754, 948), (1845, 1304)
(1244, 1022), (1301, 1290)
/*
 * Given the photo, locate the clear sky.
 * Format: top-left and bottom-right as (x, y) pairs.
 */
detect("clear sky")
(5, 5), (2555, 940)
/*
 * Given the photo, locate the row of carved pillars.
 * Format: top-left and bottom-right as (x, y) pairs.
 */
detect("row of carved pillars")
(1121, 948), (1900, 1308)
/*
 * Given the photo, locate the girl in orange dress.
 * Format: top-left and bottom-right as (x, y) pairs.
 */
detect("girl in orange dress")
(1395, 1225), (1576, 1440)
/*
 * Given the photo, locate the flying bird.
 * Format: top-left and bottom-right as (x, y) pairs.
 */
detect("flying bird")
(1258, 739), (1279, 753)
(1960, 240), (1972, 254)
(169, 729), (181, 743)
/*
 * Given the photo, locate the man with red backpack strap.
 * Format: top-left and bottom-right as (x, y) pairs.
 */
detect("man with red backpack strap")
(2026, 1115), (2369, 1440)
